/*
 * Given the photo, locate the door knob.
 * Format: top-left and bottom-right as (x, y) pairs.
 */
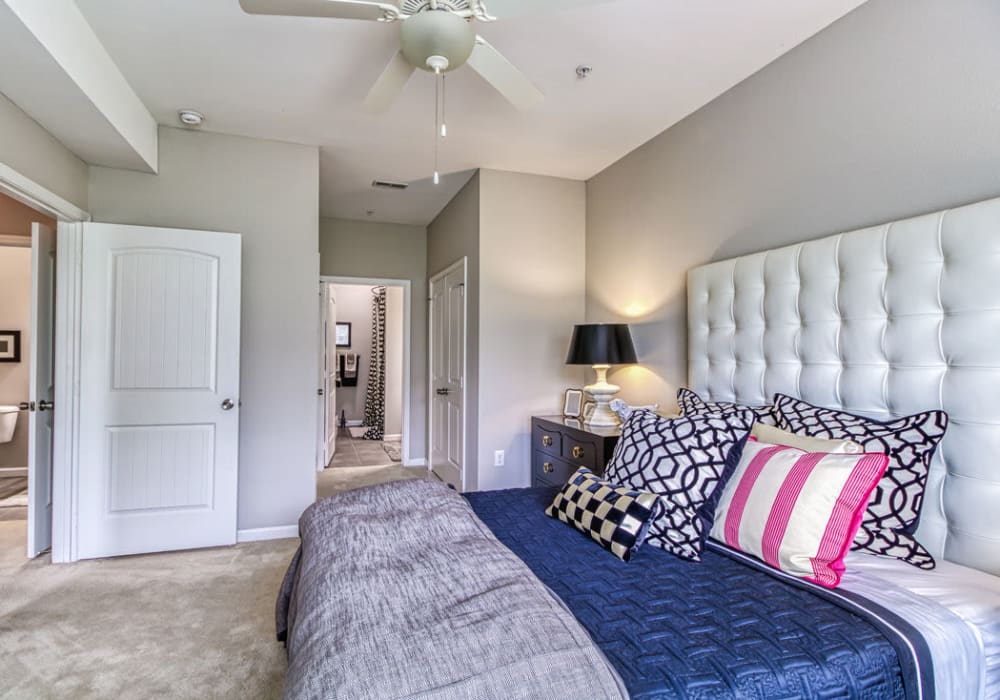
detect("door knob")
(221, 399), (235, 411)
(436, 388), (450, 396)
(37, 400), (53, 412)
(18, 401), (34, 411)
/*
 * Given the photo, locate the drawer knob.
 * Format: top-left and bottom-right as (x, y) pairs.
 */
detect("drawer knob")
(542, 435), (553, 447)
(543, 462), (554, 474)
(572, 445), (585, 459)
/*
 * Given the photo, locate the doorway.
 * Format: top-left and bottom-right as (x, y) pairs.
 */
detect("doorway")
(0, 191), (55, 558)
(317, 277), (416, 498)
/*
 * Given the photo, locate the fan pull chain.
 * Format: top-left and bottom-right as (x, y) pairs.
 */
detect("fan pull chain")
(440, 74), (447, 138)
(433, 67), (440, 185)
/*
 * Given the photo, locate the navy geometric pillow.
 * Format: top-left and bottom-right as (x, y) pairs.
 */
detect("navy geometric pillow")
(677, 387), (777, 426)
(546, 468), (663, 562)
(605, 410), (753, 562)
(773, 393), (948, 570)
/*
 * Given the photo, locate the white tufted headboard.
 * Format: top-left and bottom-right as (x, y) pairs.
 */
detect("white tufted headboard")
(688, 196), (1000, 577)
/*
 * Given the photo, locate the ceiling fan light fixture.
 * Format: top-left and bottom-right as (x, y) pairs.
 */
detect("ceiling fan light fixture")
(400, 10), (476, 72)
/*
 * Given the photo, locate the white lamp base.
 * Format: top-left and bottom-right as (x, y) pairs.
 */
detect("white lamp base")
(583, 364), (620, 428)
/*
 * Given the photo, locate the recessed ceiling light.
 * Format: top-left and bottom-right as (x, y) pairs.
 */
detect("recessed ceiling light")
(576, 65), (593, 79)
(178, 109), (205, 127)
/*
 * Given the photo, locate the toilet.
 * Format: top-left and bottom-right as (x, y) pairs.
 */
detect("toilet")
(0, 405), (19, 443)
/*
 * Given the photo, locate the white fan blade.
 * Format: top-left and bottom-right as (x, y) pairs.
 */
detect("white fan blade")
(363, 51), (416, 112)
(238, 0), (401, 21)
(467, 36), (543, 110)
(476, 0), (616, 19)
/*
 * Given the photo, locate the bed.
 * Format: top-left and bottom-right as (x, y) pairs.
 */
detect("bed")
(279, 195), (1000, 699)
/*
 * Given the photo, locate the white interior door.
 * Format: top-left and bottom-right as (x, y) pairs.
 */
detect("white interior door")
(27, 222), (55, 558)
(77, 223), (241, 559)
(429, 260), (466, 490)
(324, 284), (338, 463)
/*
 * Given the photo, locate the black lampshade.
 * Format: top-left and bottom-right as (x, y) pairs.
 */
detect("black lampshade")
(565, 324), (638, 366)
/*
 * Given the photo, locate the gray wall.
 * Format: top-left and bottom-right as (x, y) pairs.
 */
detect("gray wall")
(586, 0), (1000, 409)
(478, 170), (586, 490)
(0, 92), (89, 211)
(427, 172), (480, 487)
(88, 126), (320, 532)
(320, 217), (427, 459)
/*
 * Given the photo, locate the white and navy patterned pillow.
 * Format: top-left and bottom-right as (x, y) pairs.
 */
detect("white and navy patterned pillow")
(677, 387), (777, 426)
(546, 468), (663, 562)
(773, 394), (948, 569)
(605, 410), (754, 562)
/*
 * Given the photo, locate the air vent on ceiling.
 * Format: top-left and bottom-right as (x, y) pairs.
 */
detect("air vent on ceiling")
(372, 179), (409, 191)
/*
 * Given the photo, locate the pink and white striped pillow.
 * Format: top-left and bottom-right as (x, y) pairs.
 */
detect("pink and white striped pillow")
(709, 440), (888, 588)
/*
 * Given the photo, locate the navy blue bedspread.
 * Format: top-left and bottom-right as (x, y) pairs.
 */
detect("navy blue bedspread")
(466, 487), (906, 700)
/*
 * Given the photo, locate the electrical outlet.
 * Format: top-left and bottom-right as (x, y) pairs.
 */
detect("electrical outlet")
(494, 450), (505, 467)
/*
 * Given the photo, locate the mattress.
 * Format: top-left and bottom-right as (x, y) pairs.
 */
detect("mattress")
(466, 487), (913, 700)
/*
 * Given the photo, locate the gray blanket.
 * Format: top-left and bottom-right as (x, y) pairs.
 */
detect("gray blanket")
(277, 478), (627, 700)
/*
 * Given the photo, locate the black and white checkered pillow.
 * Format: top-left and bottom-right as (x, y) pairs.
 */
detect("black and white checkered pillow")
(605, 410), (753, 562)
(773, 394), (948, 569)
(677, 387), (777, 426)
(545, 468), (663, 562)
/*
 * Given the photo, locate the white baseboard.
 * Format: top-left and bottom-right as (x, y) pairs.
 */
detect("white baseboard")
(383, 433), (402, 441)
(403, 458), (426, 468)
(237, 525), (299, 543)
(0, 467), (27, 476)
(345, 419), (363, 427)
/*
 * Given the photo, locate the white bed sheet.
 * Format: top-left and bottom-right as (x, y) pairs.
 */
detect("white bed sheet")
(841, 552), (1000, 700)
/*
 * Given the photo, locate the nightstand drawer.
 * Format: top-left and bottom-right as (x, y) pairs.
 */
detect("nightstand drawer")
(562, 438), (597, 468)
(533, 424), (562, 458)
(533, 454), (580, 488)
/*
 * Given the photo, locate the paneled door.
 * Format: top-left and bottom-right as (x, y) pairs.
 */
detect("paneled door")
(318, 281), (337, 468)
(27, 222), (55, 557)
(428, 259), (466, 490)
(77, 223), (241, 559)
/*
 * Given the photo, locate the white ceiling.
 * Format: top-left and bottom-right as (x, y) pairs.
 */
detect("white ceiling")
(72, 0), (867, 225)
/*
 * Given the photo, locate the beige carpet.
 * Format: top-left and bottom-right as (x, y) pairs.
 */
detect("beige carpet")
(0, 465), (431, 699)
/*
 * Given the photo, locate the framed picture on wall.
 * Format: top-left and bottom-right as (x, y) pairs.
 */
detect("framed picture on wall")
(335, 322), (352, 348)
(0, 330), (20, 363)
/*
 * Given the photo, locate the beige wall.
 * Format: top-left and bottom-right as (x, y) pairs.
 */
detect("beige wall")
(0, 191), (55, 237)
(477, 170), (586, 490)
(586, 0), (1000, 410)
(0, 246), (31, 468)
(331, 284), (374, 425)
(427, 172), (480, 486)
(88, 126), (319, 532)
(320, 217), (426, 460)
(0, 92), (89, 211)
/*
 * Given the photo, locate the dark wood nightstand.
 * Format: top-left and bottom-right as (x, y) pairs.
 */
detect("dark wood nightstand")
(531, 416), (621, 488)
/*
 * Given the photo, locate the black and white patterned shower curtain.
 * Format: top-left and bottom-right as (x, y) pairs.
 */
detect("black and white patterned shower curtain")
(362, 286), (386, 440)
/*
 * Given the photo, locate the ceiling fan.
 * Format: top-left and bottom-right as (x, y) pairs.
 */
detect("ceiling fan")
(238, 0), (612, 111)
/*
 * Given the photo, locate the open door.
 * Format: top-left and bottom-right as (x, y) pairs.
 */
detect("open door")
(428, 260), (466, 491)
(324, 284), (338, 465)
(316, 282), (338, 470)
(76, 223), (241, 559)
(26, 222), (55, 558)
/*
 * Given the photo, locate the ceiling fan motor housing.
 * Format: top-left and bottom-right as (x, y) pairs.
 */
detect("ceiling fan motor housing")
(400, 10), (476, 72)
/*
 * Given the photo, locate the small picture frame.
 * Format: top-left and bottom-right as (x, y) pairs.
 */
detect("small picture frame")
(582, 401), (596, 422)
(0, 330), (20, 363)
(335, 322), (352, 348)
(563, 388), (583, 418)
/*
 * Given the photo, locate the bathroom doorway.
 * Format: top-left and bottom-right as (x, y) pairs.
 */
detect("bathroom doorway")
(317, 276), (420, 499)
(0, 191), (55, 557)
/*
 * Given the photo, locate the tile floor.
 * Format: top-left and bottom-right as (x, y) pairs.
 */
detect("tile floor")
(327, 429), (399, 469)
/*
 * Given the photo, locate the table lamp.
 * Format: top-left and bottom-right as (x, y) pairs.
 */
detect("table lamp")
(565, 323), (637, 427)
